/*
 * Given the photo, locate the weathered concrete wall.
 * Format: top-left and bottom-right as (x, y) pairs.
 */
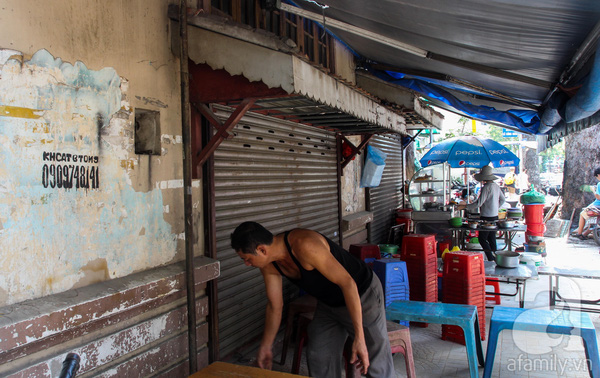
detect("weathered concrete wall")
(0, 257), (219, 377)
(333, 39), (356, 84)
(0, 0), (197, 308)
(341, 135), (366, 216)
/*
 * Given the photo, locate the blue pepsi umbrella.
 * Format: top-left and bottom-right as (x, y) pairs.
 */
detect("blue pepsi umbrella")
(419, 136), (519, 168)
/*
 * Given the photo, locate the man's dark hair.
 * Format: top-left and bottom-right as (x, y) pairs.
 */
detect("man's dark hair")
(594, 167), (600, 176)
(231, 221), (274, 255)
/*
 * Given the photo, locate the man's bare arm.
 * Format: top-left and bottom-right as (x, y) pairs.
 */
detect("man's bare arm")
(256, 265), (283, 370)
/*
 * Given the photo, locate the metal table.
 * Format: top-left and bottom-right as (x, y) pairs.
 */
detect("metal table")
(484, 261), (538, 308)
(538, 266), (600, 313)
(449, 224), (526, 252)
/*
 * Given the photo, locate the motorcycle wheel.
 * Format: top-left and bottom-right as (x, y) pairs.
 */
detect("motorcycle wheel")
(593, 225), (600, 246)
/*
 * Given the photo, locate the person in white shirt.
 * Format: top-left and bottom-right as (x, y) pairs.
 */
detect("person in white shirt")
(516, 169), (529, 194)
(458, 165), (506, 261)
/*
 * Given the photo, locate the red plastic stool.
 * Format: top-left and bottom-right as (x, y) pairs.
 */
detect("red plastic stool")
(485, 278), (501, 305)
(293, 313), (416, 378)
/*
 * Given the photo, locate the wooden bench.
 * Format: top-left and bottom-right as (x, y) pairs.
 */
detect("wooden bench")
(386, 300), (485, 378)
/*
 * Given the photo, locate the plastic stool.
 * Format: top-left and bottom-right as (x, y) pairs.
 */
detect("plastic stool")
(292, 312), (313, 374)
(343, 321), (416, 378)
(293, 314), (415, 377)
(279, 295), (317, 365)
(387, 300), (484, 378)
(485, 278), (501, 305)
(484, 306), (600, 378)
(386, 321), (416, 378)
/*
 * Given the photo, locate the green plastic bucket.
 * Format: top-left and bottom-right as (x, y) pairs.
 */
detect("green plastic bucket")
(379, 244), (399, 256)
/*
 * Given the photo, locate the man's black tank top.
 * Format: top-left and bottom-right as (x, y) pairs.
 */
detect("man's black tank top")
(272, 230), (373, 307)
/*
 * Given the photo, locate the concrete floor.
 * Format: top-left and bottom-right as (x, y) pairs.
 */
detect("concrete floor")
(226, 232), (600, 377)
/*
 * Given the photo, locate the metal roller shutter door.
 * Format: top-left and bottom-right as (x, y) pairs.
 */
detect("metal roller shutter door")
(211, 105), (340, 358)
(368, 134), (404, 244)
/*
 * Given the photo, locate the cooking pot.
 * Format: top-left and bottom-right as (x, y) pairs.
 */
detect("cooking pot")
(495, 251), (520, 268)
(519, 252), (543, 267)
(527, 235), (544, 243)
(497, 220), (516, 229)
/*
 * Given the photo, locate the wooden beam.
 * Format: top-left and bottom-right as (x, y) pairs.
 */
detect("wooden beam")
(194, 98), (256, 168)
(341, 134), (373, 169)
(195, 103), (225, 130)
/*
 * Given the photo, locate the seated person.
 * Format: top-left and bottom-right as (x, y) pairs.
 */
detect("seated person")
(504, 167), (517, 196)
(572, 167), (600, 240)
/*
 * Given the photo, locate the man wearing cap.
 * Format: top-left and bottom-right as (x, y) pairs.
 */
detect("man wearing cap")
(458, 165), (506, 261)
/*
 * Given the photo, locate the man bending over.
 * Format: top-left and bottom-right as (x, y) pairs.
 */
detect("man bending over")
(231, 221), (394, 378)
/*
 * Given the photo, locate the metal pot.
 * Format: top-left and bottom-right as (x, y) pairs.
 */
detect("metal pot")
(528, 235), (544, 242)
(497, 220), (516, 229)
(495, 251), (520, 268)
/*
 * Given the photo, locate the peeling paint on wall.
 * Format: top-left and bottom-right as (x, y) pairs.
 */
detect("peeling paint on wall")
(0, 49), (177, 306)
(341, 136), (365, 216)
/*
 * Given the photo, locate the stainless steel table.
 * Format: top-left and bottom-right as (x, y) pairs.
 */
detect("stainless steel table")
(484, 261), (538, 308)
(449, 224), (526, 252)
(538, 266), (600, 313)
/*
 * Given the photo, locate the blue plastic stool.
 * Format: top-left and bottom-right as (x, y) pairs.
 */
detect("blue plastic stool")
(484, 306), (600, 378)
(386, 300), (484, 378)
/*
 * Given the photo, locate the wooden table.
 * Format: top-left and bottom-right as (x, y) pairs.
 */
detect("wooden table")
(191, 362), (304, 377)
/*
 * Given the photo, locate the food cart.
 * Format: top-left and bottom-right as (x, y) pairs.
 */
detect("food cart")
(407, 164), (454, 249)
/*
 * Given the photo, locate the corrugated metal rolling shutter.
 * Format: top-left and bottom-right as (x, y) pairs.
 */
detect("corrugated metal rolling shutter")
(368, 134), (404, 244)
(211, 105), (340, 358)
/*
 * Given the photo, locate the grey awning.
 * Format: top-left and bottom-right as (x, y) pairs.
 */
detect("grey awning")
(170, 7), (443, 135)
(285, 0), (600, 141)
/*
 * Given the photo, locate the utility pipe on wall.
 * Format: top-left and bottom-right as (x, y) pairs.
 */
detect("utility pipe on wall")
(179, 1), (198, 374)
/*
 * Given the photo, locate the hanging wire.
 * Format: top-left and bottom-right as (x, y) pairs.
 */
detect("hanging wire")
(299, 0), (329, 9)
(321, 6), (326, 40)
(297, 0), (329, 42)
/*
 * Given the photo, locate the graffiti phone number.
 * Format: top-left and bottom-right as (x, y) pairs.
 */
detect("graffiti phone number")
(42, 164), (99, 190)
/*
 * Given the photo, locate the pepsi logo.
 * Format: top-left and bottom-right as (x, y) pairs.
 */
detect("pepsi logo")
(459, 160), (465, 166)
(428, 160), (433, 165)
(500, 160), (504, 165)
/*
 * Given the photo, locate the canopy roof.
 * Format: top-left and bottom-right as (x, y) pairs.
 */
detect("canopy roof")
(286, 0), (600, 143)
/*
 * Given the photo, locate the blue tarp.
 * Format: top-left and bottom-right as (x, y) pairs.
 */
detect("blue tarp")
(370, 68), (541, 134)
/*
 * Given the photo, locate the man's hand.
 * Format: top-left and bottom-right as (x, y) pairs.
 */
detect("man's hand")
(256, 344), (273, 370)
(349, 337), (370, 375)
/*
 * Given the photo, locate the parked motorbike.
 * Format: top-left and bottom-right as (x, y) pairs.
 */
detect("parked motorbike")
(585, 208), (600, 246)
